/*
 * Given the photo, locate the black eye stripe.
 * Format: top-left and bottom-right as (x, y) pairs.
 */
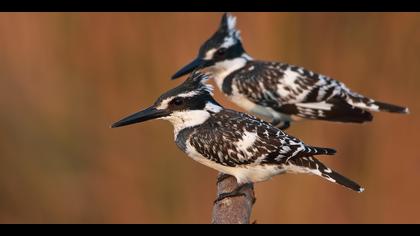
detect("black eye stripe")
(217, 48), (227, 55)
(172, 97), (183, 106)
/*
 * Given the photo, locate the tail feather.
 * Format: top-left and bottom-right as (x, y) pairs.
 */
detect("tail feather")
(319, 167), (364, 193)
(347, 94), (409, 114)
(306, 146), (336, 156)
(287, 157), (364, 193)
(369, 100), (409, 114)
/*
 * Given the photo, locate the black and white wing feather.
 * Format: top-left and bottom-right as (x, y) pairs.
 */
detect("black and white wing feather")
(223, 61), (407, 123)
(189, 109), (334, 166)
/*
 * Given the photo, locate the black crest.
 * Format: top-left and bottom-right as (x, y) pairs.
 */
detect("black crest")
(198, 13), (242, 58)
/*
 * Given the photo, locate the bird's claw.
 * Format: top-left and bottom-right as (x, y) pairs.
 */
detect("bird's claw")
(216, 173), (232, 184)
(214, 191), (246, 204)
(213, 183), (252, 204)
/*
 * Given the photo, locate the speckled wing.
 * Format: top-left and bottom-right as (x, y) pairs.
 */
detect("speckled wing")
(188, 109), (336, 167)
(223, 61), (374, 123)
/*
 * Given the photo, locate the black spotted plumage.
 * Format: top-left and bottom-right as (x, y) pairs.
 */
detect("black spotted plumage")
(184, 109), (333, 166)
(224, 60), (406, 123)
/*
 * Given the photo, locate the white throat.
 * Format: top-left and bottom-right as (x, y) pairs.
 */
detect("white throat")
(209, 54), (252, 89)
(161, 102), (222, 138)
(162, 110), (210, 138)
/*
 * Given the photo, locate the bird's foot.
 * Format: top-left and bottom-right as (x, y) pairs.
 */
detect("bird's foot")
(277, 121), (290, 130)
(214, 183), (252, 204)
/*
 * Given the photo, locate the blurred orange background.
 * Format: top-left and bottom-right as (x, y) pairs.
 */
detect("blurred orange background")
(0, 13), (418, 223)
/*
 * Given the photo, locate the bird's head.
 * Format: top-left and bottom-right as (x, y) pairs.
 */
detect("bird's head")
(171, 13), (249, 79)
(112, 71), (222, 132)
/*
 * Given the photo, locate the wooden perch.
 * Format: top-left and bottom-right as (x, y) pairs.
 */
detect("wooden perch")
(211, 173), (256, 224)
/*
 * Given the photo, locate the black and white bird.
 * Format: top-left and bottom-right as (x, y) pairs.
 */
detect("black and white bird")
(171, 13), (409, 129)
(112, 71), (364, 201)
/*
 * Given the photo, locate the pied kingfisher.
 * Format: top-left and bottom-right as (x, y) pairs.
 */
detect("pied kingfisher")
(112, 71), (363, 202)
(171, 13), (409, 130)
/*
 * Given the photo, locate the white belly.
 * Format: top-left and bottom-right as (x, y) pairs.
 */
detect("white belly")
(185, 142), (285, 184)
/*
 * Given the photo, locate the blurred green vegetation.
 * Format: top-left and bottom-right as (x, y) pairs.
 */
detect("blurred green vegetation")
(0, 13), (419, 223)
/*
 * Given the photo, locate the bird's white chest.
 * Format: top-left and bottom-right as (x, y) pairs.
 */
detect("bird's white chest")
(210, 65), (261, 114)
(210, 57), (247, 90)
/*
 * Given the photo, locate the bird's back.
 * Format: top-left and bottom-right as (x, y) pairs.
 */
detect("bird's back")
(224, 60), (347, 105)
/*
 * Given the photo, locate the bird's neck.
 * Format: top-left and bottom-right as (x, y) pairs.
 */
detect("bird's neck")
(163, 102), (223, 138)
(210, 53), (252, 89)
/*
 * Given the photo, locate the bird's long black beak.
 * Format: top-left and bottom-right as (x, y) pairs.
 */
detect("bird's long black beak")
(111, 106), (170, 128)
(172, 58), (212, 80)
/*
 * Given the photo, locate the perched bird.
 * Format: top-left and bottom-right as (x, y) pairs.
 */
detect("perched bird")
(171, 13), (409, 130)
(112, 71), (364, 202)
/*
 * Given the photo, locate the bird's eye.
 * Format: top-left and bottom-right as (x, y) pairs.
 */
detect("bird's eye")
(216, 48), (227, 56)
(172, 97), (184, 106)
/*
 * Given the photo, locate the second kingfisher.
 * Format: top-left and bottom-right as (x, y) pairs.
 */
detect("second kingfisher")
(172, 13), (409, 130)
